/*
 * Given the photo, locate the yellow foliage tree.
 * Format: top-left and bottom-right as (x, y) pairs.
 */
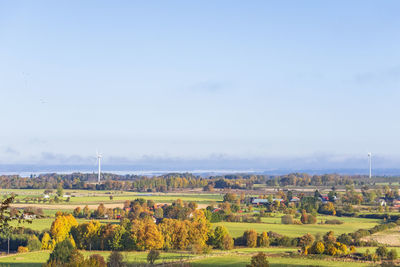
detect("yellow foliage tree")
(188, 210), (211, 249)
(131, 219), (163, 250)
(41, 232), (51, 250)
(50, 214), (78, 245)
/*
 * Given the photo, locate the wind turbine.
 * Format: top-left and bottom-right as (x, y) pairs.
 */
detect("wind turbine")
(96, 151), (102, 183)
(368, 152), (372, 178)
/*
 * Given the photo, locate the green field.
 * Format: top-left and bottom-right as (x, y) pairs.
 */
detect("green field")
(0, 250), (195, 267)
(191, 254), (372, 267)
(214, 215), (380, 238)
(0, 248), (378, 267)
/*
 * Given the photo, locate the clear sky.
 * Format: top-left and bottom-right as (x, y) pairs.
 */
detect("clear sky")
(1, 1), (400, 169)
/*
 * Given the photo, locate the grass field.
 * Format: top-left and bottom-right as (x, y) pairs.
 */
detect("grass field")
(0, 250), (196, 266)
(191, 254), (372, 267)
(214, 215), (380, 238)
(0, 248), (378, 267)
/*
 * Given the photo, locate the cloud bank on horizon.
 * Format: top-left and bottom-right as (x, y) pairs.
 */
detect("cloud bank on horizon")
(1, 1), (400, 169)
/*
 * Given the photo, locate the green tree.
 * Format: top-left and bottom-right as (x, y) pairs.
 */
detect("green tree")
(56, 184), (64, 198)
(0, 196), (30, 254)
(27, 235), (42, 251)
(47, 239), (75, 264)
(147, 250), (160, 265)
(212, 226), (233, 250)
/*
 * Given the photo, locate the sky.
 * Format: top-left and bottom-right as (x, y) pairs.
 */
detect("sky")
(0, 1), (400, 171)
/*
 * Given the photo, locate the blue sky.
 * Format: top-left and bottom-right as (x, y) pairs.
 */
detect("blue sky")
(1, 1), (400, 169)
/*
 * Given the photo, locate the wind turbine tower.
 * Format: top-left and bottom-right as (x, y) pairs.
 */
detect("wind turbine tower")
(368, 152), (372, 178)
(97, 152), (102, 183)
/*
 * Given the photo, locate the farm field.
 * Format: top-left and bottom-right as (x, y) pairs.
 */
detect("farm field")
(361, 226), (400, 246)
(1, 189), (224, 205)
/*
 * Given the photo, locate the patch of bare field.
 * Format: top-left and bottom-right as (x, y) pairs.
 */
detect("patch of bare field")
(361, 226), (400, 246)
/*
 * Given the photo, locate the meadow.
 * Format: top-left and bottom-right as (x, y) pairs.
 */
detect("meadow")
(213, 215), (380, 238)
(0, 247), (379, 267)
(190, 254), (373, 267)
(0, 250), (196, 267)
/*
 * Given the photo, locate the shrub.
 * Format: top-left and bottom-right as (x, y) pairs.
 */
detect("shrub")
(337, 243), (348, 254)
(87, 254), (106, 267)
(376, 246), (389, 259)
(311, 241), (325, 254)
(107, 251), (125, 267)
(299, 233), (315, 248)
(337, 233), (352, 245)
(388, 249), (398, 260)
(323, 231), (336, 244)
(325, 219), (343, 225)
(277, 236), (293, 247)
(281, 214), (293, 224)
(326, 245), (337, 256)
(27, 235), (42, 251)
(307, 215), (317, 224)
(246, 252), (269, 267)
(17, 246), (29, 253)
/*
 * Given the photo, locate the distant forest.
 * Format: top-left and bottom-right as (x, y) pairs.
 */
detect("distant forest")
(1, 172), (400, 192)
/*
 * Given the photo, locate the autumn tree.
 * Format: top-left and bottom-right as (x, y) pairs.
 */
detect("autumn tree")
(299, 233), (315, 248)
(83, 205), (91, 218)
(131, 219), (164, 250)
(50, 214), (78, 245)
(73, 207), (81, 217)
(158, 218), (189, 250)
(300, 210), (308, 224)
(187, 210), (211, 249)
(71, 220), (101, 249)
(41, 232), (52, 250)
(244, 229), (258, 248)
(258, 232), (269, 247)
